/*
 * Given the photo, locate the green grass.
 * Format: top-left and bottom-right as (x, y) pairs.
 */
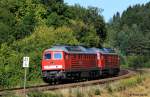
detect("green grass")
(4, 71), (149, 97)
(105, 73), (148, 92)
(74, 88), (84, 97)
(28, 91), (64, 97)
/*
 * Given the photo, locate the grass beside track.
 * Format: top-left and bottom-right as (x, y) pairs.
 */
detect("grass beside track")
(2, 69), (150, 97)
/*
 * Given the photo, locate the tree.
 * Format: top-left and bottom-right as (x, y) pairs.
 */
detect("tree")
(0, 6), (16, 44)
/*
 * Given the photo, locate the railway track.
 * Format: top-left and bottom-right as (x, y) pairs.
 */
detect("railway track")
(0, 69), (136, 96)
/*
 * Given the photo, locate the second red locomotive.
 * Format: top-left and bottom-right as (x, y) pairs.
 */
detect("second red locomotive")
(41, 45), (120, 83)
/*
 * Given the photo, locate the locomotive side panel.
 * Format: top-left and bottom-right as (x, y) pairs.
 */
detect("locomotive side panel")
(64, 53), (72, 71)
(67, 53), (98, 71)
(63, 53), (99, 79)
(98, 53), (120, 75)
(103, 54), (120, 69)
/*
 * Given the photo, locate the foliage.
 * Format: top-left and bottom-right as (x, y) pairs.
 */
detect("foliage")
(0, 44), (24, 88)
(0, 0), (106, 46)
(127, 55), (150, 68)
(106, 2), (150, 68)
(107, 3), (150, 54)
(0, 0), (107, 88)
(94, 88), (101, 95)
(0, 25), (80, 88)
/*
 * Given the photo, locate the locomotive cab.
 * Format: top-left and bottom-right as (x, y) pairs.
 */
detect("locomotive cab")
(42, 50), (66, 82)
(42, 51), (64, 70)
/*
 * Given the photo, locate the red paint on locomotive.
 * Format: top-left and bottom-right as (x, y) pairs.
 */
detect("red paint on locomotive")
(42, 50), (65, 71)
(41, 46), (120, 83)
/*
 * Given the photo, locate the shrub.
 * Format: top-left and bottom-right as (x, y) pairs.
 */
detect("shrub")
(106, 84), (113, 93)
(94, 88), (101, 95)
(127, 55), (150, 69)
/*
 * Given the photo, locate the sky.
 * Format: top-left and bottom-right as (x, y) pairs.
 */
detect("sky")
(64, 0), (150, 22)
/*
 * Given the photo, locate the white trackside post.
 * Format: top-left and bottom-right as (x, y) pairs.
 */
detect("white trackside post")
(23, 57), (29, 97)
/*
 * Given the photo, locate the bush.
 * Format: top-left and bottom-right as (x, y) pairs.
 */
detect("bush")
(127, 55), (150, 69)
(94, 88), (101, 95)
(143, 60), (150, 68)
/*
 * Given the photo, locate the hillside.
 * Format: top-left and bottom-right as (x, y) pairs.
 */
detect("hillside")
(0, 0), (106, 88)
(0, 0), (150, 89)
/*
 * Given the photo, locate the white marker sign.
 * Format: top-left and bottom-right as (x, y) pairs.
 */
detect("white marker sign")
(23, 57), (29, 67)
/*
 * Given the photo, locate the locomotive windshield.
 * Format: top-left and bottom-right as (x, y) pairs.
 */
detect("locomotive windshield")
(54, 52), (62, 60)
(44, 53), (51, 59)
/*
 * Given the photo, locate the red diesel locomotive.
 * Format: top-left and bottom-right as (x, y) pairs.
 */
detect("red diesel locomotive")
(41, 45), (120, 83)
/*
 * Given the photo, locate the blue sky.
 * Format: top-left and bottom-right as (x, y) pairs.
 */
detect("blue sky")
(64, 0), (150, 22)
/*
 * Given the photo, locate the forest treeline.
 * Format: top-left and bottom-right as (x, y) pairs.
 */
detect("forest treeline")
(106, 2), (150, 68)
(0, 0), (149, 88)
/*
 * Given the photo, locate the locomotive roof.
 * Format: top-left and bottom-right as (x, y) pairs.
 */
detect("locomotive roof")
(45, 45), (96, 54)
(45, 46), (118, 55)
(88, 48), (118, 55)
